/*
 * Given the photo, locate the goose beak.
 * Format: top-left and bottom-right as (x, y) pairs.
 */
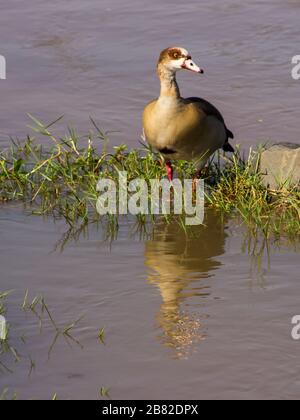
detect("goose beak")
(182, 59), (204, 74)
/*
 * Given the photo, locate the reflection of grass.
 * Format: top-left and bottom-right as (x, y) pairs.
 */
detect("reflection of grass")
(0, 116), (299, 240)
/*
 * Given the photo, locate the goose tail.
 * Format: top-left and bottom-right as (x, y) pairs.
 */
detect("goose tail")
(223, 128), (235, 152)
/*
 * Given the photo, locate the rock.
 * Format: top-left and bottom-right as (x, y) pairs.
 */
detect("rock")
(260, 143), (300, 190)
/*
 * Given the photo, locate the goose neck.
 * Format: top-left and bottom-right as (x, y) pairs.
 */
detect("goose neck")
(157, 65), (181, 99)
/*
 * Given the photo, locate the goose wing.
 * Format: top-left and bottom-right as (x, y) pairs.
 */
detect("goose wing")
(185, 97), (234, 151)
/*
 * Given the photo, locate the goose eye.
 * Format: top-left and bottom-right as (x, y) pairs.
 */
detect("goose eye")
(169, 50), (180, 59)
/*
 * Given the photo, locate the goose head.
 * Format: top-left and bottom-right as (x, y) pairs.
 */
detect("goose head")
(157, 47), (204, 76)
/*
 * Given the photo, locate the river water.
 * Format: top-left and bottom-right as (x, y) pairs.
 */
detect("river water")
(0, 0), (300, 400)
(0, 0), (299, 147)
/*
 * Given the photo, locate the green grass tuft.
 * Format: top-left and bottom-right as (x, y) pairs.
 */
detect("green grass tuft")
(0, 116), (299, 240)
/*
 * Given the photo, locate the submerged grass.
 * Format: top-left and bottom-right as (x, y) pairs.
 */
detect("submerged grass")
(0, 289), (108, 399)
(0, 115), (299, 239)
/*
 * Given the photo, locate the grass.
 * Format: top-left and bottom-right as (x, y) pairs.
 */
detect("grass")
(0, 117), (298, 398)
(0, 288), (108, 399)
(100, 386), (111, 399)
(0, 290), (85, 373)
(98, 327), (106, 345)
(0, 388), (18, 400)
(22, 291), (84, 358)
(0, 115), (299, 240)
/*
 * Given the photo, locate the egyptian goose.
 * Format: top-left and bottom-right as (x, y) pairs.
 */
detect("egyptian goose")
(143, 47), (234, 181)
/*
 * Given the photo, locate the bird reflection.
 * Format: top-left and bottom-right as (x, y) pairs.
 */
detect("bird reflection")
(144, 212), (227, 358)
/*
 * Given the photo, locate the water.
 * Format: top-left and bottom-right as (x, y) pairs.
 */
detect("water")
(1, 0), (300, 400)
(0, 206), (299, 400)
(0, 0), (299, 147)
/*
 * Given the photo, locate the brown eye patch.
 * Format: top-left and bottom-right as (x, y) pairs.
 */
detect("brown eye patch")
(168, 49), (183, 60)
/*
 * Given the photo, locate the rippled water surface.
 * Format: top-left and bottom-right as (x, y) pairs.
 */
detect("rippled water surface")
(0, 206), (300, 400)
(1, 0), (300, 400)
(0, 0), (300, 146)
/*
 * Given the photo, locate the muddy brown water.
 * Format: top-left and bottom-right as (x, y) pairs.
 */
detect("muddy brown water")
(1, 0), (300, 400)
(0, 0), (300, 147)
(1, 206), (300, 400)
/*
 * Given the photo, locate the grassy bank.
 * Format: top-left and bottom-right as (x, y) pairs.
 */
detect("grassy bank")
(0, 116), (299, 239)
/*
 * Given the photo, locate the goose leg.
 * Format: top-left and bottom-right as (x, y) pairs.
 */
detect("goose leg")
(192, 167), (208, 192)
(165, 160), (173, 182)
(192, 176), (199, 193)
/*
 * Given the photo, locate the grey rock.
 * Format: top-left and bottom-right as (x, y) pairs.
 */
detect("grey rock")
(260, 142), (300, 190)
